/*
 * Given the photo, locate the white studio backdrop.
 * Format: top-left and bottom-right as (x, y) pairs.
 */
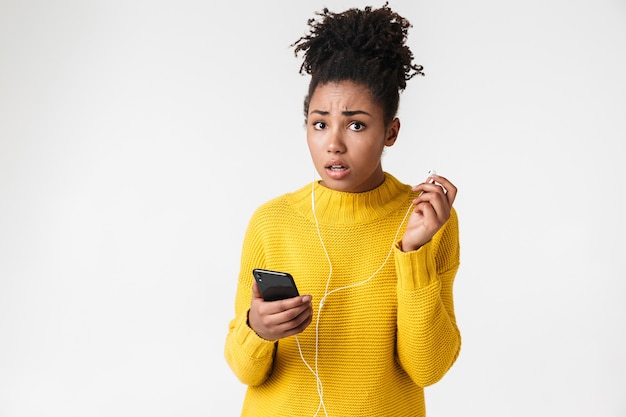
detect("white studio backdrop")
(1, 0), (625, 416)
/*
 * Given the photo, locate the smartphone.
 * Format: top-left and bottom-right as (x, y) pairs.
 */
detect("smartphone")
(252, 268), (300, 301)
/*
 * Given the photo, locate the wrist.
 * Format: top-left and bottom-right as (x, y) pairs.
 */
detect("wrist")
(400, 239), (421, 252)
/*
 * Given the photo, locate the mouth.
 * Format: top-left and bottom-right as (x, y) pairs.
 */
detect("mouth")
(325, 159), (348, 170)
(324, 161), (350, 180)
(327, 164), (347, 171)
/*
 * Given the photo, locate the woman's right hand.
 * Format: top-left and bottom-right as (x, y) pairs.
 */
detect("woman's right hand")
(248, 281), (313, 341)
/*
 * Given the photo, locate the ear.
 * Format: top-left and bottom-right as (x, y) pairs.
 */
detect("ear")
(384, 118), (400, 147)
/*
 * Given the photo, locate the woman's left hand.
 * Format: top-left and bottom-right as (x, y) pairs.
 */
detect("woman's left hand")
(401, 174), (457, 252)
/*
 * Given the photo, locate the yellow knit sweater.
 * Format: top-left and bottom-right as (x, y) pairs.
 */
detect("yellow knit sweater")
(225, 173), (461, 417)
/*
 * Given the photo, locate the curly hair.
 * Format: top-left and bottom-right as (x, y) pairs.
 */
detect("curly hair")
(292, 2), (424, 125)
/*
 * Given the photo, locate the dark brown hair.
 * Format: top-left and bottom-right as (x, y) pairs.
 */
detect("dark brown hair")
(292, 3), (424, 125)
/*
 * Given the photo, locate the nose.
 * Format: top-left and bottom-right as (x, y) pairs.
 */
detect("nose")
(326, 127), (346, 154)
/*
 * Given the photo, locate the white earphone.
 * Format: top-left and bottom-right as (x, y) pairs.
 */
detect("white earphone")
(297, 170), (435, 416)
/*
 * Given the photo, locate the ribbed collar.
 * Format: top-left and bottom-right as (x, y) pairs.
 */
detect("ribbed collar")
(286, 173), (412, 226)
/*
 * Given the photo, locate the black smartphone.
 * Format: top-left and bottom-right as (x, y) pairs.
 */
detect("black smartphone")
(252, 268), (300, 301)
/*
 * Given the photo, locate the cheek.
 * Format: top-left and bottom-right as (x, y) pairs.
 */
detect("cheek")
(356, 139), (385, 159)
(305, 135), (322, 160)
(306, 130), (323, 149)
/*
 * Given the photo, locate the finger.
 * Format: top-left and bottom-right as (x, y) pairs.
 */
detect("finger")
(429, 175), (457, 207)
(413, 179), (447, 198)
(413, 183), (447, 207)
(276, 303), (312, 326)
(276, 305), (314, 334)
(419, 201), (440, 223)
(291, 307), (313, 333)
(251, 280), (264, 300)
(414, 191), (450, 224)
(278, 314), (312, 339)
(272, 294), (311, 316)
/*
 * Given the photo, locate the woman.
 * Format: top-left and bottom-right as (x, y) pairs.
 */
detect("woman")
(225, 4), (461, 416)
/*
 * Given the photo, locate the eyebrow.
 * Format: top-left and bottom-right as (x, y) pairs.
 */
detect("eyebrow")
(310, 109), (372, 117)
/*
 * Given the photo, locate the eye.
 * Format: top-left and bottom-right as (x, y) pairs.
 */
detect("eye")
(349, 122), (365, 131)
(313, 121), (326, 130)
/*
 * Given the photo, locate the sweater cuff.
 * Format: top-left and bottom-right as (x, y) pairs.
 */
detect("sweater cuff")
(234, 310), (277, 359)
(394, 240), (437, 290)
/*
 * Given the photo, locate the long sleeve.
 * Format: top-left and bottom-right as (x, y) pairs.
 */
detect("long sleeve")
(394, 208), (461, 386)
(224, 211), (277, 386)
(224, 309), (277, 386)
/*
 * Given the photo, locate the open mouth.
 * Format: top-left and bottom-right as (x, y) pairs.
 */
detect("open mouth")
(325, 163), (349, 179)
(328, 165), (346, 171)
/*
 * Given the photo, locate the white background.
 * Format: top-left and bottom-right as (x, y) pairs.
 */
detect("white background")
(1, 0), (625, 416)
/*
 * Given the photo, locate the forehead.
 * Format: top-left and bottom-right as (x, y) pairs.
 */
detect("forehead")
(309, 81), (378, 111)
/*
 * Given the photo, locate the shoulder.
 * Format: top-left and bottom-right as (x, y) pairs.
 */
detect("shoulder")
(250, 194), (291, 222)
(249, 182), (312, 223)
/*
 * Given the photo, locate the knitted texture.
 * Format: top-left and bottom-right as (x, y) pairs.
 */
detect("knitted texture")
(225, 173), (461, 417)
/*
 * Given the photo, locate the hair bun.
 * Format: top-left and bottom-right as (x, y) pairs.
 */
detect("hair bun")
(293, 3), (424, 88)
(292, 3), (423, 124)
